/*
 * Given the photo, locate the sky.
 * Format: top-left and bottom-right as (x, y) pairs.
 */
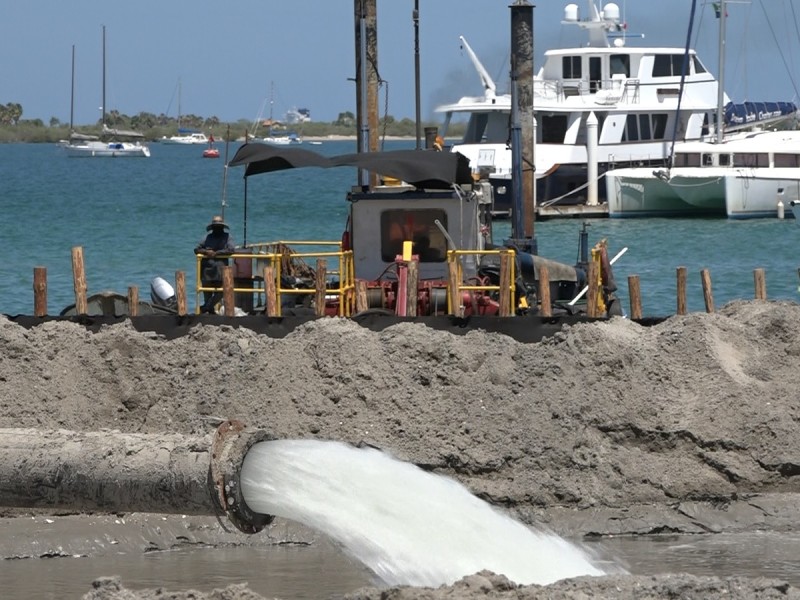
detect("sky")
(3, 1), (800, 127)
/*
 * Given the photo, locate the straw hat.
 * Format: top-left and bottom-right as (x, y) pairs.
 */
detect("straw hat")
(206, 215), (229, 231)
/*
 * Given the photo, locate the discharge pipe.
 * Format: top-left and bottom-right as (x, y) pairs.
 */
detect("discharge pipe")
(0, 420), (273, 534)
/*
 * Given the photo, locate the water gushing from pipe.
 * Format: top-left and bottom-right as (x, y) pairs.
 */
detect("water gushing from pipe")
(240, 439), (606, 587)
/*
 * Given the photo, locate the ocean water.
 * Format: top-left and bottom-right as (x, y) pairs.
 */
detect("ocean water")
(2, 140), (799, 317)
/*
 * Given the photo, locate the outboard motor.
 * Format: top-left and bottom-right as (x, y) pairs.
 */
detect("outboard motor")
(150, 276), (177, 310)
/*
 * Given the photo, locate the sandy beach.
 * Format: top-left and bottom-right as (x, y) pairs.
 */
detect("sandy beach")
(2, 301), (800, 598)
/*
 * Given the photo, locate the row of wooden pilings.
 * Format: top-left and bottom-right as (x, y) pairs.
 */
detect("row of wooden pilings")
(31, 247), (772, 319)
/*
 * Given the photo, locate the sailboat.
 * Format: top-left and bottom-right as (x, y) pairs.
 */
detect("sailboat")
(161, 79), (209, 145)
(251, 82), (303, 146)
(604, 0), (800, 218)
(64, 26), (150, 158)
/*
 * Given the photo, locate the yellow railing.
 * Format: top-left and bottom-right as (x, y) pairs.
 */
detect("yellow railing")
(195, 241), (355, 316)
(445, 248), (516, 316)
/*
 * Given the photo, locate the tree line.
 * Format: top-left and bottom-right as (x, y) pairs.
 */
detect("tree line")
(0, 103), (460, 143)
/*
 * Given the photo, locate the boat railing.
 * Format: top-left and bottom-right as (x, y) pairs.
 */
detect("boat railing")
(536, 78), (640, 104)
(195, 241), (356, 316)
(445, 248), (517, 317)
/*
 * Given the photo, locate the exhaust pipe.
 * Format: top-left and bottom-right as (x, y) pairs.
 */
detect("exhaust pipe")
(0, 420), (274, 534)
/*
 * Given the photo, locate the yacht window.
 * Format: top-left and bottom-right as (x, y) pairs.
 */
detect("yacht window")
(610, 54), (630, 77)
(589, 56), (602, 93)
(719, 153), (731, 166)
(775, 153), (800, 168)
(702, 153), (714, 166)
(733, 153), (767, 168)
(623, 114), (639, 141)
(562, 56), (581, 79)
(638, 115), (652, 140)
(652, 114), (668, 139)
(692, 56), (707, 74)
(541, 115), (568, 144)
(381, 209), (448, 263)
(674, 153), (701, 167)
(653, 54), (689, 77)
(463, 113), (489, 144)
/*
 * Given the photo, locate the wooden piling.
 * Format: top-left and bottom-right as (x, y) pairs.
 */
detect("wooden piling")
(627, 275), (642, 320)
(448, 260), (461, 316)
(355, 280), (368, 314)
(676, 267), (687, 315)
(499, 251), (513, 317)
(753, 268), (767, 300)
(222, 266), (235, 316)
(175, 271), (187, 316)
(406, 260), (419, 317)
(701, 269), (715, 313)
(314, 259), (327, 317)
(71, 246), (88, 315)
(586, 259), (600, 318)
(33, 266), (47, 317)
(127, 286), (139, 317)
(538, 264), (551, 317)
(263, 266), (278, 316)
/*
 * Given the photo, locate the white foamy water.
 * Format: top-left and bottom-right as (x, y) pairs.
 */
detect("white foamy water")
(240, 439), (606, 587)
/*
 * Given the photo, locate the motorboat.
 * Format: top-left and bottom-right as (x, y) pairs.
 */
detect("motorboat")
(161, 131), (210, 145)
(435, 1), (797, 217)
(258, 132), (303, 146)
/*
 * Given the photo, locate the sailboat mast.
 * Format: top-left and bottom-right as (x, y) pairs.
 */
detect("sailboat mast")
(716, 0), (726, 143)
(101, 25), (106, 129)
(70, 45), (75, 132)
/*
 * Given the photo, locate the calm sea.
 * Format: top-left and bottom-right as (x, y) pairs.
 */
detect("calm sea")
(2, 140), (799, 317)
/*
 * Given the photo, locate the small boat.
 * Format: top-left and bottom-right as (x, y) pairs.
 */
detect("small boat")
(202, 134), (220, 158)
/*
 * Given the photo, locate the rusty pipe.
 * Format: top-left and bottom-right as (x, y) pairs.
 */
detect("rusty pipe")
(0, 420), (273, 534)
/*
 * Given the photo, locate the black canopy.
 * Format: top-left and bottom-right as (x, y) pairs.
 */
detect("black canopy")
(227, 143), (473, 188)
(227, 143), (334, 176)
(330, 149), (473, 189)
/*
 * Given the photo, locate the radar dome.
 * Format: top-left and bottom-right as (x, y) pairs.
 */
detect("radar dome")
(563, 4), (579, 22)
(603, 3), (620, 22)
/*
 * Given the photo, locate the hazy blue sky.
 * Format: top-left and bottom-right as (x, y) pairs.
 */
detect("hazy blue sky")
(4, 1), (799, 127)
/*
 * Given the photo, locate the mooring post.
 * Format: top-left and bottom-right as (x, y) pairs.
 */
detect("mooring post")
(315, 259), (328, 317)
(175, 271), (187, 315)
(628, 275), (642, 320)
(676, 267), (687, 315)
(753, 268), (766, 300)
(222, 266), (235, 316)
(355, 280), (368, 313)
(406, 259), (419, 317)
(499, 251), (514, 317)
(127, 286), (139, 317)
(447, 259), (461, 316)
(537, 264), (551, 317)
(586, 259), (600, 318)
(71, 246), (88, 315)
(33, 266), (47, 317)
(701, 269), (715, 313)
(263, 266), (278, 316)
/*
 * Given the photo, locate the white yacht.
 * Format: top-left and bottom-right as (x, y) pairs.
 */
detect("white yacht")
(606, 129), (800, 218)
(161, 131), (210, 145)
(436, 1), (797, 216)
(64, 127), (151, 158)
(604, 0), (800, 218)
